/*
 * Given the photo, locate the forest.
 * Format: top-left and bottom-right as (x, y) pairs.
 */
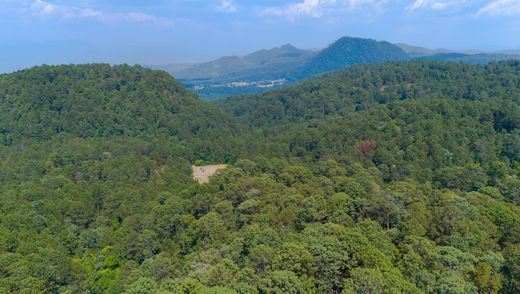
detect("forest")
(0, 61), (519, 293)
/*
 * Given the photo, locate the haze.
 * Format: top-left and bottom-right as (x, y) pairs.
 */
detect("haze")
(1, 0), (519, 73)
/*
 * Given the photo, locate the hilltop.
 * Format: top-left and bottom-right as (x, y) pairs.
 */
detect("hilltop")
(0, 64), (237, 143)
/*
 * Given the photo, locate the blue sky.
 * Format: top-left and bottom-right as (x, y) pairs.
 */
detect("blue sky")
(1, 0), (520, 73)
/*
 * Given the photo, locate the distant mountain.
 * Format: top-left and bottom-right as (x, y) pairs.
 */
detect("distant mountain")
(396, 43), (484, 57)
(176, 44), (317, 80)
(291, 37), (408, 79)
(161, 38), (520, 100)
(149, 63), (198, 75)
(177, 37), (409, 99)
(396, 43), (434, 57)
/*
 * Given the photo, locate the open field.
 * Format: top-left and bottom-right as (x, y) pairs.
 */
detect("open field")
(192, 164), (228, 184)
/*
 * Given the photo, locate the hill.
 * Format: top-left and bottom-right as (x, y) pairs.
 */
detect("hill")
(0, 64), (237, 144)
(421, 52), (520, 64)
(292, 37), (408, 79)
(1, 61), (520, 293)
(216, 61), (520, 126)
(176, 44), (316, 80)
(396, 43), (484, 57)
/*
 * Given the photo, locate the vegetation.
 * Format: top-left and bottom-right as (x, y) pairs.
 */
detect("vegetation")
(216, 61), (520, 127)
(420, 53), (520, 64)
(1, 61), (520, 293)
(292, 36), (408, 79)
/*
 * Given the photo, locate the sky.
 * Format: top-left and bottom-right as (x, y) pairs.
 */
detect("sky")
(1, 0), (520, 73)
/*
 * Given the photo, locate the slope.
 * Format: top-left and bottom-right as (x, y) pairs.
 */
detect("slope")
(216, 61), (520, 127)
(176, 44), (316, 80)
(0, 64), (237, 144)
(291, 36), (409, 79)
(421, 52), (520, 64)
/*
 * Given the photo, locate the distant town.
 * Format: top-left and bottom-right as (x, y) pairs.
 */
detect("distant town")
(193, 79), (287, 91)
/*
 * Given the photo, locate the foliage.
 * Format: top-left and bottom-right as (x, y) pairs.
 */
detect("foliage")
(0, 61), (520, 293)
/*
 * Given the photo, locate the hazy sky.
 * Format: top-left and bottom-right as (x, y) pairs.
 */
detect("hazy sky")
(1, 0), (520, 73)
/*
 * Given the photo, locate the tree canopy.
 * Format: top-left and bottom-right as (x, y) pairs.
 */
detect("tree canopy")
(0, 62), (519, 293)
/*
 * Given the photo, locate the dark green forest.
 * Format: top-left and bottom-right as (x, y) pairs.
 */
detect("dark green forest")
(1, 62), (520, 293)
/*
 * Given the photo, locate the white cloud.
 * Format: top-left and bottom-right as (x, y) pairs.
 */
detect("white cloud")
(262, 0), (385, 18)
(478, 0), (520, 15)
(217, 0), (237, 13)
(406, 0), (467, 11)
(30, 0), (175, 27)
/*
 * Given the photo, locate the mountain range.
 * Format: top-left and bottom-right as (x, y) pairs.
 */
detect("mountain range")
(155, 37), (520, 99)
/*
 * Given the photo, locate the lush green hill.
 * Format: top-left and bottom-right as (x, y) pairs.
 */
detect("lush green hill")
(216, 61), (520, 127)
(1, 61), (520, 293)
(291, 37), (409, 79)
(0, 64), (238, 143)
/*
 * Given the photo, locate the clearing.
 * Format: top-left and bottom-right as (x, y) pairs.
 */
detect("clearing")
(192, 164), (228, 184)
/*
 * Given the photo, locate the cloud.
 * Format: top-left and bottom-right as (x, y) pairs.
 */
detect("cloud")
(478, 0), (520, 15)
(30, 0), (175, 27)
(406, 0), (467, 11)
(217, 0), (237, 13)
(262, 0), (386, 18)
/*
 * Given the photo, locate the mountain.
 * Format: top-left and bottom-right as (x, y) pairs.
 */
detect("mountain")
(179, 37), (410, 99)
(291, 36), (409, 79)
(396, 43), (484, 57)
(157, 39), (520, 100)
(396, 43), (435, 56)
(176, 44), (317, 80)
(2, 60), (520, 293)
(148, 62), (198, 75)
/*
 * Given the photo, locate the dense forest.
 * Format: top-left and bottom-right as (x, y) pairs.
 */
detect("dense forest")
(0, 61), (519, 293)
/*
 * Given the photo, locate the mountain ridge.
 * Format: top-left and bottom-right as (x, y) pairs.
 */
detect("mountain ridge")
(180, 36), (410, 99)
(164, 38), (520, 100)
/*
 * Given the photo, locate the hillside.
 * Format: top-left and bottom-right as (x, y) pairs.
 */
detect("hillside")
(0, 64), (237, 143)
(396, 43), (484, 57)
(176, 44), (316, 80)
(421, 52), (520, 64)
(216, 61), (520, 126)
(292, 37), (409, 79)
(1, 61), (520, 293)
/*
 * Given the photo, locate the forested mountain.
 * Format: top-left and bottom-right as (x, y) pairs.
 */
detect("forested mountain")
(291, 37), (408, 79)
(1, 61), (520, 293)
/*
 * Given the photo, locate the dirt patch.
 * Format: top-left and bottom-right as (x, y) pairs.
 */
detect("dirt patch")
(192, 164), (228, 184)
